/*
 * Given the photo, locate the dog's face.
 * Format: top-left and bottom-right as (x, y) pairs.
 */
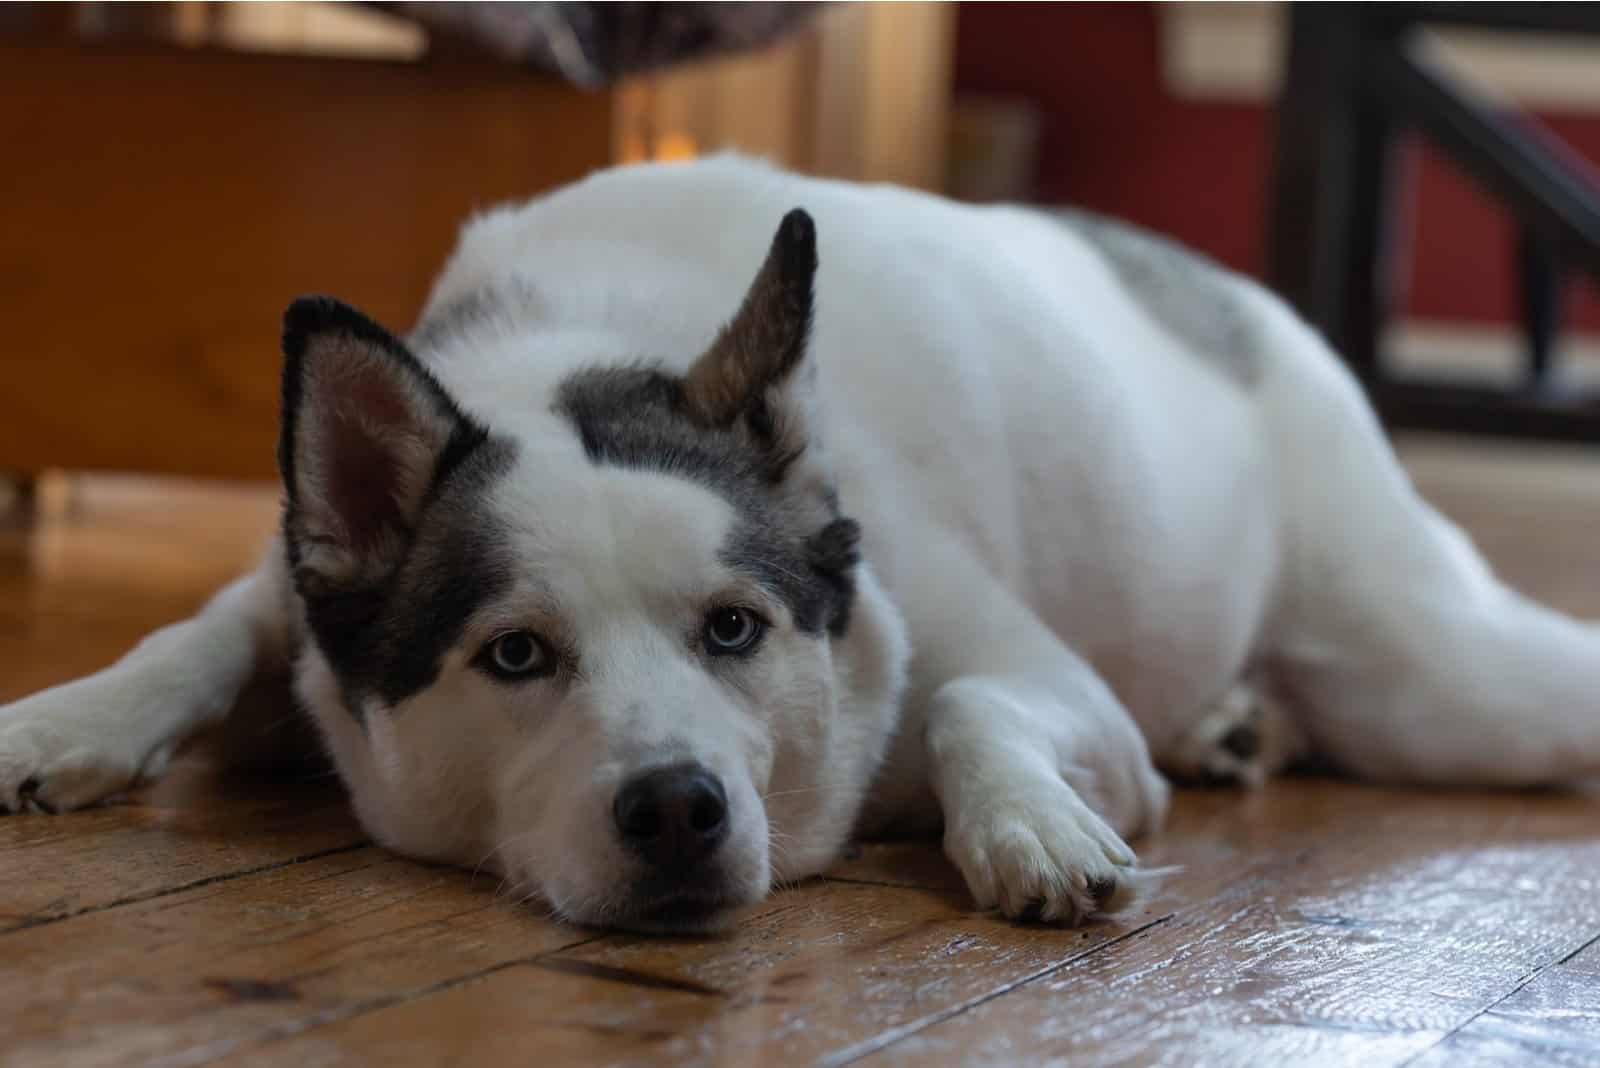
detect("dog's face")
(276, 212), (907, 930)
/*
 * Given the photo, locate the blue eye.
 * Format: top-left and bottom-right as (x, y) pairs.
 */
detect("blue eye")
(704, 607), (764, 656)
(481, 631), (552, 680)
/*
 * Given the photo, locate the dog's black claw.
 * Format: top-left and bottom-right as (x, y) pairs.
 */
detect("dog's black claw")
(1197, 768), (1239, 788)
(17, 777), (54, 814)
(1087, 875), (1118, 908)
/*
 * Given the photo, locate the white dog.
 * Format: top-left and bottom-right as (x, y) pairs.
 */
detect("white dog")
(3, 157), (1597, 931)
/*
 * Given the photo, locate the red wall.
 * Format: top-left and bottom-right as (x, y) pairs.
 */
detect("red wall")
(954, 3), (1600, 331)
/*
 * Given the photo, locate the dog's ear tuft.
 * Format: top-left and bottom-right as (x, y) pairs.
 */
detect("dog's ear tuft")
(683, 209), (817, 439)
(278, 295), (485, 596)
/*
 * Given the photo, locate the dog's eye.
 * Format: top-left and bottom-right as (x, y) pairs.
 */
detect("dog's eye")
(480, 630), (553, 680)
(703, 607), (764, 656)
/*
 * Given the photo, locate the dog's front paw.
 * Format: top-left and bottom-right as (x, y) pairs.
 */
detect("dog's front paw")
(0, 687), (166, 813)
(944, 779), (1137, 925)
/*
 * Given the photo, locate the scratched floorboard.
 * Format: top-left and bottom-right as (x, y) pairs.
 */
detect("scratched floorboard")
(2, 435), (1598, 1068)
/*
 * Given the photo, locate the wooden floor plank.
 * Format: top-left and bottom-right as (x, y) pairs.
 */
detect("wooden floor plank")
(0, 843), (594, 1067)
(0, 760), (363, 931)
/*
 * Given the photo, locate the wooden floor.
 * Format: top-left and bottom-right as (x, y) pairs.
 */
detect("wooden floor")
(3, 434), (1600, 1068)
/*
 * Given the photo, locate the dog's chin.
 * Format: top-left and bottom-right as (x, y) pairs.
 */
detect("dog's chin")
(586, 868), (766, 934)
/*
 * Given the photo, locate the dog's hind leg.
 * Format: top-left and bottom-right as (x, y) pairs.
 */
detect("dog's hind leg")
(1281, 548), (1600, 786)
(1260, 313), (1600, 786)
(0, 542), (295, 812)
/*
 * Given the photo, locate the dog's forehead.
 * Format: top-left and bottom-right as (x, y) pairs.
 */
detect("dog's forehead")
(490, 446), (740, 604)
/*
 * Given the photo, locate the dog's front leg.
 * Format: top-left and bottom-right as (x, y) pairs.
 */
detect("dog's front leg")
(923, 656), (1170, 924)
(0, 543), (294, 813)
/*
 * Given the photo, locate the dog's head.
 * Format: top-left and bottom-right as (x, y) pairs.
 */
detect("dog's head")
(276, 210), (908, 931)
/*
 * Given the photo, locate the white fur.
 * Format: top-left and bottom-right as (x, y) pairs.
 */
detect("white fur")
(5, 157), (1600, 929)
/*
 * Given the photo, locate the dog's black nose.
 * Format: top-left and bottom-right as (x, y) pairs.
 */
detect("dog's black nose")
(613, 763), (729, 870)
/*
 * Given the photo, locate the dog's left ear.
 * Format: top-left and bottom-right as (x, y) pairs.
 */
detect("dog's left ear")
(683, 208), (818, 466)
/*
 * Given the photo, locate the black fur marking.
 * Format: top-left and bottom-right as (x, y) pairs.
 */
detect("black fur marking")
(807, 518), (860, 637)
(557, 365), (791, 494)
(278, 296), (517, 714)
(721, 514), (836, 637)
(278, 295), (491, 518)
(555, 364), (857, 639)
(298, 438), (516, 711)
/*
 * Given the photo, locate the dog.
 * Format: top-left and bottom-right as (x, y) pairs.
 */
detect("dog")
(3, 156), (1598, 932)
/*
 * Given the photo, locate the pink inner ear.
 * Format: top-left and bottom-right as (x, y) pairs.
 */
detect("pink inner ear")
(316, 357), (431, 554)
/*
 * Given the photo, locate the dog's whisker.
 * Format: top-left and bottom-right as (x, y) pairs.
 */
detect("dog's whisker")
(473, 831), (537, 879)
(761, 782), (856, 801)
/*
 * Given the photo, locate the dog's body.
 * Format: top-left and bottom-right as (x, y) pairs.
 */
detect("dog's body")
(4, 157), (1599, 929)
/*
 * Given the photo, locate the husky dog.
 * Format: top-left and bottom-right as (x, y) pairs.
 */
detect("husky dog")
(3, 158), (1598, 931)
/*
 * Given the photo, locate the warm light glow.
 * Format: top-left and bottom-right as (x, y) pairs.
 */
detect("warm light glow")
(653, 132), (700, 162)
(615, 129), (699, 164)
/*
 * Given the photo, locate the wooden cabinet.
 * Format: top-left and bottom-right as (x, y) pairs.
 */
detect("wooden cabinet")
(0, 4), (952, 481)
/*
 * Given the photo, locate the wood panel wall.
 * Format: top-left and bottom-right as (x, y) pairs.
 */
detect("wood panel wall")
(1, 42), (612, 481)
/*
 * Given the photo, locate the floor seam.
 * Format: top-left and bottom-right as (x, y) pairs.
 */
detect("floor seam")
(819, 846), (1329, 1067)
(151, 933), (614, 1068)
(1, 840), (370, 935)
(816, 914), (1176, 1068)
(820, 873), (953, 892)
(1394, 927), (1600, 1067)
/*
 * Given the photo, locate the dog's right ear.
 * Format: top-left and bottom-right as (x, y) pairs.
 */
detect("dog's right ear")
(278, 296), (486, 596)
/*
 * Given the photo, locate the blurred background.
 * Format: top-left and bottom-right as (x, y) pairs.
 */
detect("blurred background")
(3, 1), (1600, 490)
